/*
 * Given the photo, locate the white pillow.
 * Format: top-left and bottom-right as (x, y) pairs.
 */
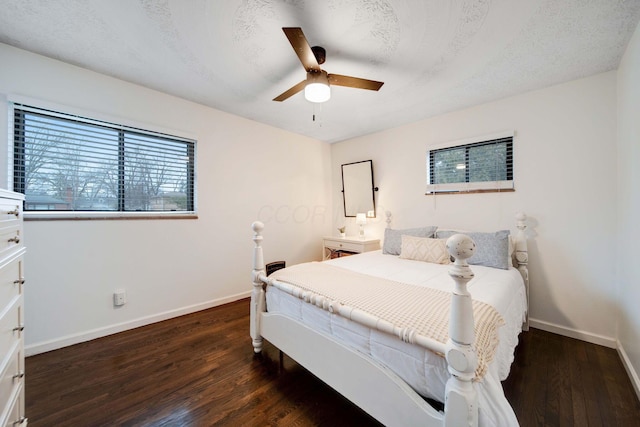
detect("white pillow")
(399, 235), (451, 264)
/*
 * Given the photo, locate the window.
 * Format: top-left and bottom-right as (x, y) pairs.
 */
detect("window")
(426, 132), (513, 194)
(13, 104), (196, 217)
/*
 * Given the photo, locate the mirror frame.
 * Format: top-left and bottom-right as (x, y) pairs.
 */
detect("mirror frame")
(341, 160), (377, 218)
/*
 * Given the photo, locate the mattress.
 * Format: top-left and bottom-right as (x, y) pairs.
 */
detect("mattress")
(265, 250), (527, 426)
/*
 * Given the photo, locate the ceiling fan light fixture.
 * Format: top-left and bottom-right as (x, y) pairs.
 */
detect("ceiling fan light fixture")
(305, 82), (330, 103)
(305, 70), (330, 103)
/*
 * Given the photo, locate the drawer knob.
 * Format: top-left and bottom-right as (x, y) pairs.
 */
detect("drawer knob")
(4, 207), (19, 218)
(13, 279), (25, 286)
(8, 236), (20, 244)
(12, 370), (24, 380)
(13, 325), (24, 333)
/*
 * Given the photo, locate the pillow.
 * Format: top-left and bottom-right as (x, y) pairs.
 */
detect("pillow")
(383, 226), (438, 255)
(437, 230), (511, 269)
(399, 235), (451, 264)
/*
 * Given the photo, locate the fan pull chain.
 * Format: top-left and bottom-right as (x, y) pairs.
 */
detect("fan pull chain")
(312, 103), (323, 126)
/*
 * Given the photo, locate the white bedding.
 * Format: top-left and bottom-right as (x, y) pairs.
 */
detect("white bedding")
(265, 250), (527, 426)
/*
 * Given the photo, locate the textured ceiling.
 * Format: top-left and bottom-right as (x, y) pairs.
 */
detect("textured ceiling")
(1, 0), (639, 143)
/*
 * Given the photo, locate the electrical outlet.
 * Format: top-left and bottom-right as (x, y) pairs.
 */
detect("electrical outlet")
(113, 289), (126, 306)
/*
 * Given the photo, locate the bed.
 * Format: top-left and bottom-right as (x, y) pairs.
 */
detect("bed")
(250, 213), (529, 427)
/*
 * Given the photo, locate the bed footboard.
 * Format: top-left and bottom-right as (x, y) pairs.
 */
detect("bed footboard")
(443, 234), (479, 427)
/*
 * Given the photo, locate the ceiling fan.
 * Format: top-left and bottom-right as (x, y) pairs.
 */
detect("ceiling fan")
(273, 27), (384, 103)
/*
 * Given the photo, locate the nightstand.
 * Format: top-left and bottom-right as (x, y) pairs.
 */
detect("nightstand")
(322, 236), (380, 260)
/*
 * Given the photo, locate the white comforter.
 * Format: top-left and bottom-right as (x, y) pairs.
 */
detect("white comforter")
(265, 250), (526, 426)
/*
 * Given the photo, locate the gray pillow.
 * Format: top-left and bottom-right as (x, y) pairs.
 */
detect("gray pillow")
(383, 226), (438, 255)
(437, 230), (510, 269)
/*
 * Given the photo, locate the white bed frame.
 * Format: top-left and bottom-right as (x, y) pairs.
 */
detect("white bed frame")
(250, 213), (529, 427)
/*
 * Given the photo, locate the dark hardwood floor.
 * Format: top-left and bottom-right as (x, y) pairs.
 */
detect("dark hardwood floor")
(503, 325), (640, 427)
(26, 299), (640, 426)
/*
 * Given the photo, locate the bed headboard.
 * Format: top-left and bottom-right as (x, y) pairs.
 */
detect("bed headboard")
(514, 212), (529, 329)
(383, 211), (530, 330)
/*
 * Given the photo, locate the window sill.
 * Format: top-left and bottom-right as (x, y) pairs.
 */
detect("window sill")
(424, 188), (515, 195)
(24, 211), (198, 221)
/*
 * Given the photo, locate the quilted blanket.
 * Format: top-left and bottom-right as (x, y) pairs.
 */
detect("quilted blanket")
(270, 261), (504, 379)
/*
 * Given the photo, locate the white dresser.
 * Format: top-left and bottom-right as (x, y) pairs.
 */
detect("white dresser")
(0, 190), (26, 426)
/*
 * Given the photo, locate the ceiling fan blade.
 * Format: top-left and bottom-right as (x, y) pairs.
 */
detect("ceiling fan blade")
(282, 27), (321, 73)
(328, 74), (384, 91)
(273, 79), (307, 102)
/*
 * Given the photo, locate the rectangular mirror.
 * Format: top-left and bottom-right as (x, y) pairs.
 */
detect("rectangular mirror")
(342, 160), (376, 218)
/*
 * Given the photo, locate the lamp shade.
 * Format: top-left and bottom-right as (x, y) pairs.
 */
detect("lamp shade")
(356, 213), (367, 225)
(305, 70), (331, 103)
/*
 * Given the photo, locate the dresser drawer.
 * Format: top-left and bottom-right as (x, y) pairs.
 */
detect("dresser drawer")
(1, 381), (25, 427)
(0, 226), (21, 262)
(0, 199), (21, 232)
(0, 299), (22, 364)
(322, 236), (380, 260)
(324, 239), (362, 252)
(0, 342), (22, 422)
(0, 257), (22, 316)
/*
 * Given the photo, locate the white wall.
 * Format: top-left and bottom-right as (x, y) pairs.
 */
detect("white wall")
(2, 35), (634, 383)
(0, 43), (332, 354)
(617, 20), (640, 397)
(331, 72), (619, 347)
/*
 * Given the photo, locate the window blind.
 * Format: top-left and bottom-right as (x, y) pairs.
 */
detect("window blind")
(13, 105), (196, 213)
(426, 136), (513, 194)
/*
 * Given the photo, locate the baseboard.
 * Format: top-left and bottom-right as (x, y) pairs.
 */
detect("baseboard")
(528, 318), (617, 349)
(617, 341), (640, 402)
(24, 291), (252, 357)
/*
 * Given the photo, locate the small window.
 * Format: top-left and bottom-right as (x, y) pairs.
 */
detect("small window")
(426, 133), (513, 194)
(12, 104), (196, 217)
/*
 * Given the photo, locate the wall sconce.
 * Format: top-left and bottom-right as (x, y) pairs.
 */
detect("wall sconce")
(356, 213), (367, 238)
